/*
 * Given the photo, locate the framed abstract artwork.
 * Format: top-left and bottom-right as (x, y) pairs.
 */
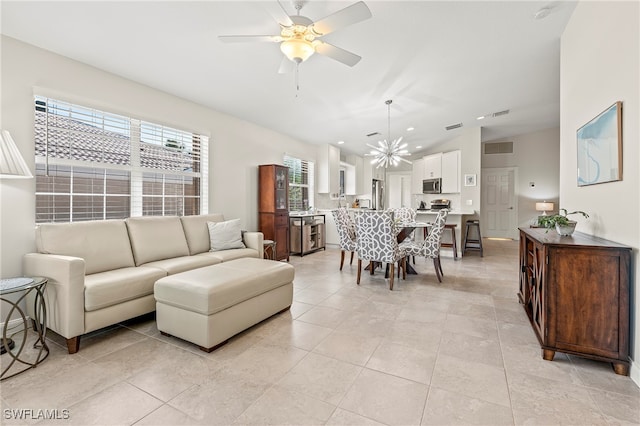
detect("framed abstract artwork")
(464, 174), (476, 187)
(577, 101), (622, 186)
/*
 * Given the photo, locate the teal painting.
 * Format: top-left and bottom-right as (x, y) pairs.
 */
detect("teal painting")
(577, 102), (622, 186)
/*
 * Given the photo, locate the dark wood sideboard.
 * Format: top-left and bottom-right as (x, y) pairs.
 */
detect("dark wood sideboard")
(518, 227), (631, 375)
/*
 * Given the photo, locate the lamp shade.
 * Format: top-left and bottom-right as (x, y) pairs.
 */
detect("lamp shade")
(535, 202), (554, 212)
(0, 130), (32, 179)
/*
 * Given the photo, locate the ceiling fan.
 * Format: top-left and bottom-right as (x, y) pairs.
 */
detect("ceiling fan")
(219, 1), (372, 73)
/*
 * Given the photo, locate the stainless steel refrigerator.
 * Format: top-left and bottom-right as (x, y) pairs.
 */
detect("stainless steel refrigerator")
(371, 179), (384, 210)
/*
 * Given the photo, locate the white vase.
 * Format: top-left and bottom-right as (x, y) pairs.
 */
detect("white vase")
(556, 221), (577, 236)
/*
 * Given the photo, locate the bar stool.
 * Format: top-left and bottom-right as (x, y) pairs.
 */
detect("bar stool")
(263, 239), (277, 260)
(463, 220), (483, 257)
(441, 224), (458, 260)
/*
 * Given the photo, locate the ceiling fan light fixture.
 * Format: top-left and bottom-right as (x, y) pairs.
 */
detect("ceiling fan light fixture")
(280, 38), (315, 62)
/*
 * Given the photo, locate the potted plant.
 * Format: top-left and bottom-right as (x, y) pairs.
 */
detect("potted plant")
(538, 208), (589, 236)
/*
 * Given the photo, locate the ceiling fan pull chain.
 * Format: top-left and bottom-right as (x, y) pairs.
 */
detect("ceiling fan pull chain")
(295, 61), (300, 96)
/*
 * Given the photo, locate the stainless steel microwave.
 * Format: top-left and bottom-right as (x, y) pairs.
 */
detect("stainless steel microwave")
(423, 178), (441, 194)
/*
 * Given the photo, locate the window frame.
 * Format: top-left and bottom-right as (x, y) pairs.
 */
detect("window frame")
(33, 96), (208, 223)
(284, 154), (314, 212)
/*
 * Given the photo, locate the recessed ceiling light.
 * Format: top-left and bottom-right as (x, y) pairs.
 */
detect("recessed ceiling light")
(337, 140), (345, 144)
(407, 127), (415, 131)
(416, 145), (422, 149)
(476, 116), (485, 120)
(534, 7), (550, 20)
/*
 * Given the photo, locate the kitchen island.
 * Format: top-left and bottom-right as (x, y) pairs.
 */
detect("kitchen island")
(415, 209), (476, 258)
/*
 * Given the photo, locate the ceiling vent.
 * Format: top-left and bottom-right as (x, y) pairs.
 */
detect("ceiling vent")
(366, 131), (381, 137)
(445, 123), (463, 131)
(492, 109), (510, 117)
(484, 141), (513, 154)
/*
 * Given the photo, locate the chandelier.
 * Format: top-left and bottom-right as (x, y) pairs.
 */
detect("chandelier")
(366, 100), (412, 168)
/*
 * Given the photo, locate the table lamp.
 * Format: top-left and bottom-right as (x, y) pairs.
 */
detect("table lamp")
(535, 201), (554, 216)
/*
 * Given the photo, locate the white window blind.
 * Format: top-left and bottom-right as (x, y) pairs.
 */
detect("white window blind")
(284, 155), (314, 211)
(34, 96), (207, 223)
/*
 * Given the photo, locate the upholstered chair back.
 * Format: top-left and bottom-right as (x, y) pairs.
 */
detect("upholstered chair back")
(388, 207), (417, 239)
(332, 208), (357, 251)
(423, 209), (448, 258)
(355, 210), (402, 263)
(388, 207), (416, 224)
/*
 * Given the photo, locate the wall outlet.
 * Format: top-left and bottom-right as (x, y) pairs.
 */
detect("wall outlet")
(466, 200), (473, 206)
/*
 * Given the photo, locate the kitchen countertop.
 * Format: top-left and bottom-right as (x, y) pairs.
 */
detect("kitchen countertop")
(289, 212), (326, 217)
(416, 209), (475, 215)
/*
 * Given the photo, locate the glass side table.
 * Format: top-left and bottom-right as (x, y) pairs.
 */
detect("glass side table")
(1, 277), (49, 380)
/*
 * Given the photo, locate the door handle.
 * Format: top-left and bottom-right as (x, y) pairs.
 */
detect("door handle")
(508, 207), (514, 210)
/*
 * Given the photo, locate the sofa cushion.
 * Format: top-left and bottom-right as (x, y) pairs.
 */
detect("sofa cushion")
(126, 216), (190, 266)
(180, 213), (225, 255)
(35, 220), (135, 275)
(85, 266), (167, 312)
(207, 219), (246, 251)
(198, 248), (259, 263)
(142, 254), (222, 275)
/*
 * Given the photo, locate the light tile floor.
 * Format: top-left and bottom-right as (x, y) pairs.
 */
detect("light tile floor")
(1, 239), (639, 425)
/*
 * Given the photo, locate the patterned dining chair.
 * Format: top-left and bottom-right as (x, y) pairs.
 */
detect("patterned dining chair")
(388, 207), (418, 264)
(355, 210), (407, 290)
(399, 209), (448, 282)
(332, 208), (357, 271)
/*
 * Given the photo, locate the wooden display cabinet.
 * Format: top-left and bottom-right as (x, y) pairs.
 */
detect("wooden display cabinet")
(259, 164), (289, 261)
(518, 227), (631, 375)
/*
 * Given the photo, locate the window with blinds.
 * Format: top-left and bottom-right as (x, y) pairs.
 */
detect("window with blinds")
(34, 96), (207, 223)
(284, 155), (314, 211)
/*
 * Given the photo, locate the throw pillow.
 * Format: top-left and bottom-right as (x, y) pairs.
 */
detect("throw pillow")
(207, 219), (246, 251)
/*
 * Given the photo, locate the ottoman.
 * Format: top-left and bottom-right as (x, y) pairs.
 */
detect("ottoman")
(154, 258), (294, 352)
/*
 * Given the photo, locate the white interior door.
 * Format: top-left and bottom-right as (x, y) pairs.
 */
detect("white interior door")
(482, 167), (517, 239)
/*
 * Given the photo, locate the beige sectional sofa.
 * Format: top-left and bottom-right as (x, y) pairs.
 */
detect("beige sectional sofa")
(23, 214), (263, 354)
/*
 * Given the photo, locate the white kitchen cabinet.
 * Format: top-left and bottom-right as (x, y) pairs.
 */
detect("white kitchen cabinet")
(441, 150), (461, 193)
(340, 161), (357, 195)
(346, 154), (365, 194)
(423, 153), (442, 179)
(317, 144), (340, 194)
(411, 158), (425, 194)
(345, 164), (356, 195)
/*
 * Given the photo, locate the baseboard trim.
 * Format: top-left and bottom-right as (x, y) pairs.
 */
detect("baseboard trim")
(630, 358), (640, 388)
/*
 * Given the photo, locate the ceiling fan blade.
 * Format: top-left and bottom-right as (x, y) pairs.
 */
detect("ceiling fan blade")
(315, 42), (361, 67)
(311, 1), (372, 36)
(218, 35), (282, 43)
(264, 0), (293, 27)
(278, 57), (295, 74)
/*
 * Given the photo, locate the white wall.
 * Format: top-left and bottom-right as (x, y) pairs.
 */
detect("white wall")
(561, 1), (639, 384)
(0, 36), (315, 277)
(482, 127), (560, 228)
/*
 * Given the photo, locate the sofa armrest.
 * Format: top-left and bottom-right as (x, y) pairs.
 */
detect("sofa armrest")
(23, 253), (86, 340)
(243, 231), (264, 258)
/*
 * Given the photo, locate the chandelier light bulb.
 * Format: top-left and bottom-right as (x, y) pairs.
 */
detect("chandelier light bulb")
(365, 101), (412, 168)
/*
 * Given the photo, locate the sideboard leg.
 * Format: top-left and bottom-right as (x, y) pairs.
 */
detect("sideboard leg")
(612, 362), (629, 376)
(542, 349), (555, 361)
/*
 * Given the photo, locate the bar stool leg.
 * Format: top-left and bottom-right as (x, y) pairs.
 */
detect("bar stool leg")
(463, 220), (483, 257)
